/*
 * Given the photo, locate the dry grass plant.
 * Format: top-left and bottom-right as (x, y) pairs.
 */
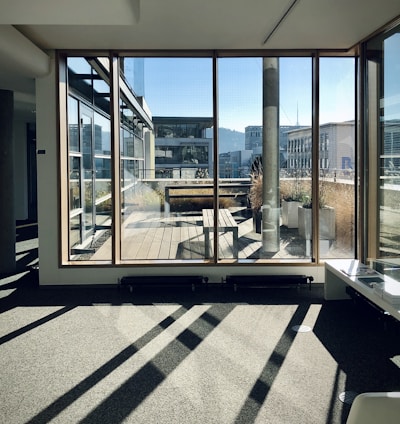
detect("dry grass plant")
(249, 173), (263, 213)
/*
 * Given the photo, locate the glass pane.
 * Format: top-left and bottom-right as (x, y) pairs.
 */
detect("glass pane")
(217, 58), (261, 259)
(81, 111), (94, 236)
(319, 58), (356, 259)
(120, 57), (213, 261)
(69, 214), (81, 248)
(69, 156), (81, 210)
(94, 112), (111, 155)
(93, 112), (112, 231)
(68, 96), (79, 152)
(378, 31), (400, 258)
(218, 57), (312, 260)
(281, 58), (312, 260)
(67, 57), (94, 104)
(67, 57), (112, 261)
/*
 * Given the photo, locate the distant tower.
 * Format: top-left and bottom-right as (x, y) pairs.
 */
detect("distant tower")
(245, 125), (262, 150)
(122, 58), (145, 97)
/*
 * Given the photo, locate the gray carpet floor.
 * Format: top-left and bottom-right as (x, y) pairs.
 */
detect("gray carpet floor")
(1, 277), (400, 424)
(1, 225), (400, 423)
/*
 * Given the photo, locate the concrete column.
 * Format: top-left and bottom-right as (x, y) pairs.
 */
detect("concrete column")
(0, 90), (15, 274)
(262, 58), (280, 253)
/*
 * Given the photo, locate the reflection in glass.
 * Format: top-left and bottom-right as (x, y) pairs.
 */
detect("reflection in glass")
(376, 32), (400, 258)
(69, 156), (81, 210)
(67, 57), (112, 261)
(319, 58), (355, 259)
(69, 214), (81, 247)
(68, 97), (79, 152)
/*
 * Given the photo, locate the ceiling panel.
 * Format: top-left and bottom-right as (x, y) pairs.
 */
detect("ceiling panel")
(264, 0), (400, 49)
(0, 0), (139, 25)
(10, 0), (399, 50)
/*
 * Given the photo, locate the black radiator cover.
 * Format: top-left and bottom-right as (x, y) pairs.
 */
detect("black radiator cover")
(119, 275), (207, 292)
(225, 274), (313, 290)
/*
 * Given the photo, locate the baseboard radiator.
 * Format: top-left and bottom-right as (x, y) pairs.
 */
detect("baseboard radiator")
(225, 274), (313, 291)
(118, 275), (208, 292)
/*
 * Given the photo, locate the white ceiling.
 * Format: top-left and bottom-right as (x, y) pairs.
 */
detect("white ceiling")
(4, 0), (398, 50)
(0, 0), (399, 118)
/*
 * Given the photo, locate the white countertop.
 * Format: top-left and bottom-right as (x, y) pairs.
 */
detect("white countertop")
(325, 259), (400, 321)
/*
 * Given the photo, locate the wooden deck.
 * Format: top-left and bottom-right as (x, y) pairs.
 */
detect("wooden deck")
(89, 207), (314, 261)
(121, 213), (205, 260)
(90, 208), (257, 260)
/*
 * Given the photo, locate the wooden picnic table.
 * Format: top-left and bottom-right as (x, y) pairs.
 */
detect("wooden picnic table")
(202, 209), (238, 258)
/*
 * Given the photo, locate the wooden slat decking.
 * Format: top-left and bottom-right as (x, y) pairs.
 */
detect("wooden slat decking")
(91, 210), (242, 260)
(89, 208), (314, 261)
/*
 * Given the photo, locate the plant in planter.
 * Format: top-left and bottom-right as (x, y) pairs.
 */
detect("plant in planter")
(281, 196), (303, 229)
(281, 170), (307, 228)
(249, 172), (263, 233)
(298, 178), (335, 249)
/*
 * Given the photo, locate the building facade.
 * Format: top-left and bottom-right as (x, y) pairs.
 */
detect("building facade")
(219, 150), (253, 178)
(287, 122), (355, 174)
(154, 116), (213, 179)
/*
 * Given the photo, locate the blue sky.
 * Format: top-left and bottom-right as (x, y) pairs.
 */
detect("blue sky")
(143, 56), (356, 132)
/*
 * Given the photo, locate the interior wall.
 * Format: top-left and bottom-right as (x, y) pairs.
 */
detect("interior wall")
(13, 116), (28, 220)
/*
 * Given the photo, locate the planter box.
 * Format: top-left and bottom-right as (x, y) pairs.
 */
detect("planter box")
(253, 210), (262, 233)
(298, 206), (335, 240)
(281, 200), (302, 228)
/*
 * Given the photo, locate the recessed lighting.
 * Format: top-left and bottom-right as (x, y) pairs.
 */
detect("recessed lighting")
(390, 355), (400, 368)
(292, 324), (312, 332)
(339, 391), (359, 404)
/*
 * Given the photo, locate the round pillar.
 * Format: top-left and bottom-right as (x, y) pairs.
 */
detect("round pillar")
(261, 58), (280, 253)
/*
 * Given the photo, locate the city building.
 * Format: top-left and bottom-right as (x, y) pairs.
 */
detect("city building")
(245, 124), (306, 151)
(287, 121), (355, 172)
(245, 124), (307, 170)
(153, 116), (213, 179)
(219, 150), (252, 178)
(244, 126), (263, 150)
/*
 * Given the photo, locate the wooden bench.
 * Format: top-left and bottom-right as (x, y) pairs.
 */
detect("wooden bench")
(202, 209), (238, 258)
(164, 183), (251, 216)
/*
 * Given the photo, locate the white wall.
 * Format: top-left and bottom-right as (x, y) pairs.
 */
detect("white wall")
(35, 53), (325, 286)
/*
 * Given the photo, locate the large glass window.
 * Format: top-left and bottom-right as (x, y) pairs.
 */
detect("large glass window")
(62, 52), (357, 265)
(366, 27), (400, 261)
